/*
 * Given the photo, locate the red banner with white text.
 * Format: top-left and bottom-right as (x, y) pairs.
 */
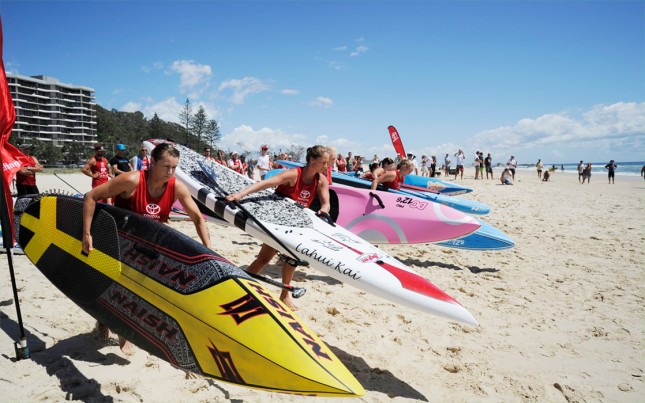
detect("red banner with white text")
(388, 125), (406, 159)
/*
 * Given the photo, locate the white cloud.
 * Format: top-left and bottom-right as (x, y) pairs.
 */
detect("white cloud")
(122, 101), (142, 113)
(169, 60), (212, 97)
(218, 125), (308, 153)
(311, 96), (333, 109)
(468, 102), (645, 160)
(137, 97), (184, 123)
(218, 76), (270, 104)
(122, 97), (220, 125)
(280, 89), (300, 95)
(332, 46), (347, 51)
(350, 45), (368, 57)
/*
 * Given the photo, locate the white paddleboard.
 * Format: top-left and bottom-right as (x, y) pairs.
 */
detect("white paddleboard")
(144, 140), (477, 325)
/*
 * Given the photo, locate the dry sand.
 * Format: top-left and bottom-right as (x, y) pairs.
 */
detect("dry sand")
(1, 170), (643, 402)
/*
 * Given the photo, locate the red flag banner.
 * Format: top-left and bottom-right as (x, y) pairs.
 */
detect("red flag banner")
(388, 125), (406, 159)
(1, 16), (23, 246)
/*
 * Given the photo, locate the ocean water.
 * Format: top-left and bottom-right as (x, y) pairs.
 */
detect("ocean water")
(520, 161), (645, 177)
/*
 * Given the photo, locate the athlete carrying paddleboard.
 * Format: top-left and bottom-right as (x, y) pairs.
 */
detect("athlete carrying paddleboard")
(263, 169), (481, 245)
(15, 194), (363, 395)
(82, 142), (210, 354)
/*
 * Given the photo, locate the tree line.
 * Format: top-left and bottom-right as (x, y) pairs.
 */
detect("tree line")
(10, 98), (221, 165)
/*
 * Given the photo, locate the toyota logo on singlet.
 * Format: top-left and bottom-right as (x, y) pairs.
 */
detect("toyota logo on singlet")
(299, 190), (311, 200)
(146, 204), (161, 215)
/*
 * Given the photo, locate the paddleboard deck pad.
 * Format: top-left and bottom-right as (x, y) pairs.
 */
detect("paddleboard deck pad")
(15, 194), (363, 396)
(145, 139), (477, 325)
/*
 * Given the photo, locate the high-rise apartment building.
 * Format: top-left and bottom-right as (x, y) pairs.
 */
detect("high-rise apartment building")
(6, 73), (97, 148)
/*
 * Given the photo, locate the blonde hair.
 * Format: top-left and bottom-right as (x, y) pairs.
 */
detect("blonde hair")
(306, 145), (329, 163)
(397, 158), (414, 170)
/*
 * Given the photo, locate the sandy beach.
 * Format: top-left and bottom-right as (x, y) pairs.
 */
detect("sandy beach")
(1, 169), (643, 402)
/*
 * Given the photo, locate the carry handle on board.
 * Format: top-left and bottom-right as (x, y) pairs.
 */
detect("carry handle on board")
(196, 160), (309, 268)
(368, 192), (385, 209)
(316, 211), (335, 227)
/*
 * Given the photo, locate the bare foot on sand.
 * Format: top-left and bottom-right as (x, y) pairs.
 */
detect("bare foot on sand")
(119, 336), (136, 356)
(281, 295), (298, 311)
(95, 322), (110, 340)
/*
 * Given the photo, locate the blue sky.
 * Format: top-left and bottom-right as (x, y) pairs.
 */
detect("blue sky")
(2, 0), (644, 164)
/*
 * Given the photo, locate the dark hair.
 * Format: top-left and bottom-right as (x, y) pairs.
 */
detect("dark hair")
(368, 162), (379, 172)
(151, 143), (180, 161)
(379, 157), (394, 167)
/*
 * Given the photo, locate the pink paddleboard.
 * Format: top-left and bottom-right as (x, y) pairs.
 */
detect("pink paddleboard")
(327, 184), (480, 244)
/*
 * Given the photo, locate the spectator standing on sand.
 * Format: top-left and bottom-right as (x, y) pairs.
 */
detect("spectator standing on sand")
(420, 155), (429, 177)
(15, 144), (43, 195)
(581, 163), (592, 184)
(228, 152), (243, 174)
(203, 147), (215, 161)
(484, 153), (493, 180)
(336, 153), (347, 172)
(506, 155), (517, 179)
(130, 146), (150, 171)
(604, 160), (618, 184)
(474, 152), (482, 180)
(577, 160), (585, 183)
(430, 156), (437, 177)
(536, 159), (543, 180)
(256, 144), (271, 180)
(453, 149), (465, 180)
(444, 153), (451, 177)
(110, 144), (133, 177)
(81, 144), (112, 203)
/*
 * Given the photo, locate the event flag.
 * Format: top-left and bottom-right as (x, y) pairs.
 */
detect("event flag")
(388, 125), (407, 159)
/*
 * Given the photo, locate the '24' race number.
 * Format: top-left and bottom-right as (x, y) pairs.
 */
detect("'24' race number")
(395, 196), (428, 210)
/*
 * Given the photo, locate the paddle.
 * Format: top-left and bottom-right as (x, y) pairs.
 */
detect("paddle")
(245, 271), (306, 298)
(196, 160), (309, 268)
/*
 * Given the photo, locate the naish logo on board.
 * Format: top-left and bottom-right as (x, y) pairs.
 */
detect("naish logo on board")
(219, 294), (268, 325)
(207, 341), (244, 384)
(109, 290), (179, 340)
(246, 282), (332, 361)
(123, 247), (197, 288)
(295, 243), (361, 280)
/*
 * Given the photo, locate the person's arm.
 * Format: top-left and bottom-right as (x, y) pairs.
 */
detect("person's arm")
(27, 157), (44, 174)
(81, 158), (98, 178)
(315, 175), (331, 215)
(175, 182), (211, 248)
(371, 171), (394, 190)
(226, 169), (297, 202)
(82, 171), (139, 254)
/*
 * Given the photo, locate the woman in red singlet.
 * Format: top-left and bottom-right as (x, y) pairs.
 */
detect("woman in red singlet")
(370, 158), (415, 191)
(81, 143), (211, 354)
(226, 145), (330, 310)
